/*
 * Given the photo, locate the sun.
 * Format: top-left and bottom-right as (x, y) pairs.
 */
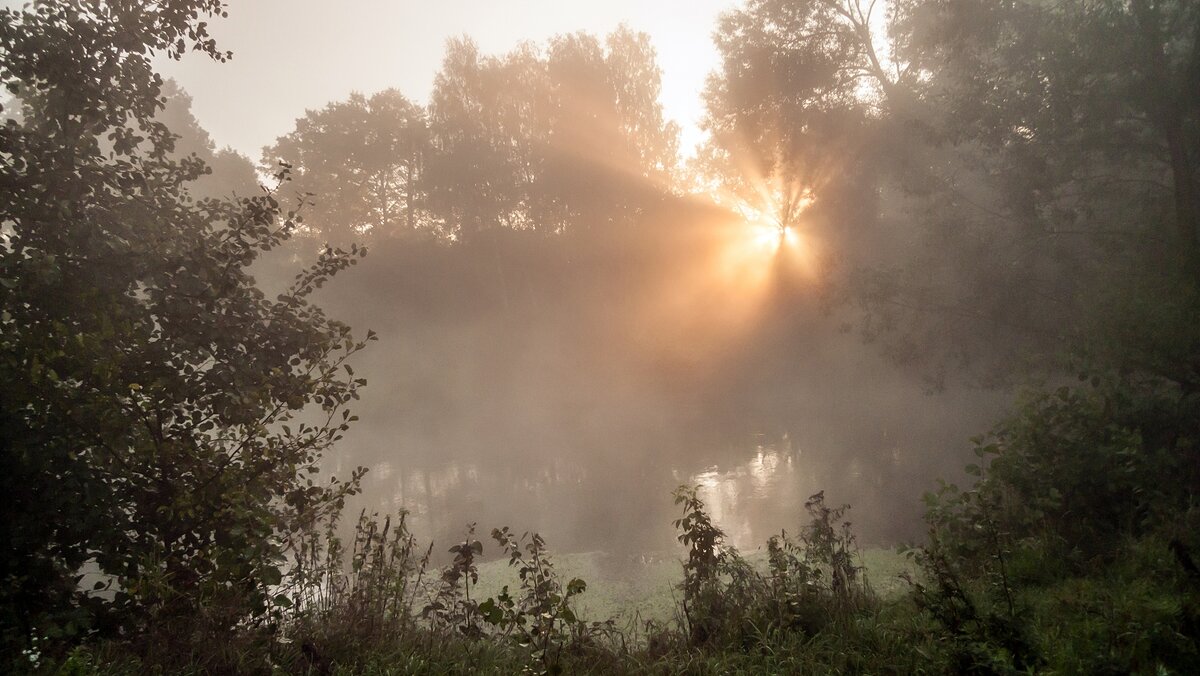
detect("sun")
(626, 175), (820, 362)
(743, 215), (803, 255)
(731, 187), (811, 262)
(735, 201), (780, 248)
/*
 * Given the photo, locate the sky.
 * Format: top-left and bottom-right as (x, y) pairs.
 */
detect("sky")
(152, 0), (739, 161)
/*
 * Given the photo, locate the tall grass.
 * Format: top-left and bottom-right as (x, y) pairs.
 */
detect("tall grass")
(46, 484), (1200, 674)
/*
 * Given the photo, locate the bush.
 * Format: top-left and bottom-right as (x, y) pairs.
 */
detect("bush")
(0, 1), (372, 666)
(671, 485), (874, 651)
(911, 366), (1200, 674)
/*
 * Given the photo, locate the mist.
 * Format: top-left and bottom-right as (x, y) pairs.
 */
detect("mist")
(296, 193), (1007, 554)
(9, 1), (1198, 670)
(186, 23), (1022, 557)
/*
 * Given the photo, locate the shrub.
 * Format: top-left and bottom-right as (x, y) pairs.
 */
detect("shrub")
(0, 0), (372, 665)
(671, 485), (873, 651)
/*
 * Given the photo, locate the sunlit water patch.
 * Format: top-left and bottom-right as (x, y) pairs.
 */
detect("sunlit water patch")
(341, 430), (924, 560)
(677, 438), (831, 550)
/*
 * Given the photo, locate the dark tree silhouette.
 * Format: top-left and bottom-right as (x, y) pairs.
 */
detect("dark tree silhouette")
(0, 0), (371, 657)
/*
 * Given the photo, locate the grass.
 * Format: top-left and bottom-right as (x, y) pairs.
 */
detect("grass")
(469, 546), (917, 627)
(46, 521), (1200, 675)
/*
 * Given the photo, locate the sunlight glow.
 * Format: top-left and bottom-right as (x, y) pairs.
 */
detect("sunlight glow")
(719, 178), (816, 285)
(625, 171), (822, 367)
(747, 220), (785, 253)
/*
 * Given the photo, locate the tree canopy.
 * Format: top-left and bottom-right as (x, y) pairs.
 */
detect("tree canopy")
(264, 89), (431, 247)
(265, 27), (680, 246)
(701, 0), (1200, 385)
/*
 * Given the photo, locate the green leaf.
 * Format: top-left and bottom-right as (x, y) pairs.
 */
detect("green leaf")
(260, 566), (283, 587)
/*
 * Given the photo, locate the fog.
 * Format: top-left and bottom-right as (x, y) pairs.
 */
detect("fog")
(160, 9), (1027, 558)
(11, 0), (1200, 669)
(280, 192), (1008, 555)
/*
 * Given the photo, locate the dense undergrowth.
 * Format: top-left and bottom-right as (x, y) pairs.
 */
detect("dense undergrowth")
(37, 364), (1200, 674)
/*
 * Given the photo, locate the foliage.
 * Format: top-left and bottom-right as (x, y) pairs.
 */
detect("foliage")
(926, 371), (1195, 571)
(263, 90), (432, 247)
(420, 524), (485, 639)
(286, 509), (431, 656)
(906, 539), (1040, 674)
(910, 361), (1200, 673)
(264, 27), (680, 248)
(702, 0), (1200, 385)
(43, 478), (1200, 675)
(481, 528), (603, 673)
(672, 485), (873, 650)
(671, 485), (727, 610)
(0, 0), (372, 667)
(797, 491), (867, 602)
(427, 28), (682, 240)
(700, 0), (891, 206)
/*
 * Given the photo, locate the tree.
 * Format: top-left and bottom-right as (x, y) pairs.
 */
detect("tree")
(879, 0), (1200, 380)
(904, 0), (1199, 258)
(158, 79), (259, 200)
(604, 27), (680, 182)
(425, 30), (679, 241)
(425, 37), (545, 240)
(696, 0), (896, 311)
(264, 89), (432, 247)
(536, 28), (679, 231)
(701, 0), (1199, 385)
(699, 0), (906, 202)
(0, 0), (371, 661)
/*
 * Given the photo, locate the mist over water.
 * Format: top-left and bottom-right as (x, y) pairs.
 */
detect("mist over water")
(291, 195), (1007, 557)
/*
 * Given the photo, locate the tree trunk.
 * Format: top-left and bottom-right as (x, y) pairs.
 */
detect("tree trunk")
(1164, 119), (1199, 259)
(1132, 0), (1200, 266)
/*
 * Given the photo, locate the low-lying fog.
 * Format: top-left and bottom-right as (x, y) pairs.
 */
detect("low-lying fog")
(280, 194), (1007, 557)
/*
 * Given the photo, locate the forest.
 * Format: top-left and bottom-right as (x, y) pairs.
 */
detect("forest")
(2, 0), (1199, 673)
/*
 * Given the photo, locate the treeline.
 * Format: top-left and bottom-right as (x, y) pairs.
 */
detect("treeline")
(259, 30), (679, 247)
(241, 0), (1200, 387)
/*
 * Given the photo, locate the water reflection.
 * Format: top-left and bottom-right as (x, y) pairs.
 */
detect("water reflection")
(350, 432), (923, 557)
(683, 441), (804, 549)
(357, 455), (598, 552)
